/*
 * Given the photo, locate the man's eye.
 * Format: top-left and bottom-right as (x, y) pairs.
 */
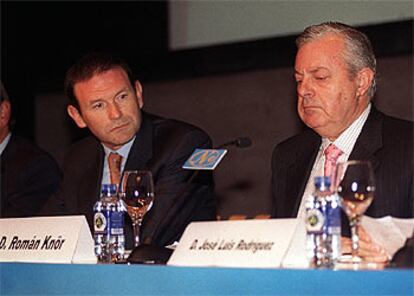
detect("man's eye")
(119, 93), (128, 100)
(295, 76), (302, 84)
(92, 102), (104, 109)
(315, 76), (328, 81)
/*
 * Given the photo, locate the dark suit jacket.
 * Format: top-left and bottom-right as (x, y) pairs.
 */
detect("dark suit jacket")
(1, 135), (61, 217)
(43, 113), (216, 248)
(271, 106), (413, 219)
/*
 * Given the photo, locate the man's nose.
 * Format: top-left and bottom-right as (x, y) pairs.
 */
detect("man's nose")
(108, 102), (122, 119)
(297, 77), (315, 99)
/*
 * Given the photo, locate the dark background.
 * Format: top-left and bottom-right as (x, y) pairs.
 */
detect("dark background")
(2, 1), (413, 218)
(3, 2), (412, 139)
(2, 1), (169, 138)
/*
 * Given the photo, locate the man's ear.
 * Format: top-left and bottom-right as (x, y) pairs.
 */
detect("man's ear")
(67, 105), (87, 128)
(356, 68), (374, 98)
(134, 80), (144, 109)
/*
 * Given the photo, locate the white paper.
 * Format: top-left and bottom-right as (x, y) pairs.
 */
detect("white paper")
(281, 219), (308, 269)
(388, 217), (414, 238)
(168, 219), (297, 268)
(361, 215), (414, 258)
(282, 216), (414, 268)
(0, 216), (96, 264)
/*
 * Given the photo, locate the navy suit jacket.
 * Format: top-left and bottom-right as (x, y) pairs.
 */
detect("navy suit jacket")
(1, 135), (61, 217)
(43, 113), (216, 248)
(271, 106), (413, 219)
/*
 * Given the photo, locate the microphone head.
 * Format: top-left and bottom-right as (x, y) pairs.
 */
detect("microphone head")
(235, 137), (252, 148)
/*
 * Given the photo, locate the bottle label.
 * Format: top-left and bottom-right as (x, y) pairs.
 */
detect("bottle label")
(94, 212), (107, 234)
(110, 211), (124, 235)
(306, 209), (324, 233)
(327, 205), (341, 235)
(306, 201), (341, 235)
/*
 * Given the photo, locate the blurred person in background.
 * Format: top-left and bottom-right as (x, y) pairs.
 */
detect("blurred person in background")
(0, 82), (60, 217)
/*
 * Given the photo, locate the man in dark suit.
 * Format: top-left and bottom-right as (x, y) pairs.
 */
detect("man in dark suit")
(0, 82), (61, 217)
(271, 22), (413, 261)
(43, 53), (216, 249)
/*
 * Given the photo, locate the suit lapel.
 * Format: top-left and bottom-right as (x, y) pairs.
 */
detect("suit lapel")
(0, 135), (15, 211)
(124, 114), (153, 172)
(77, 142), (104, 225)
(349, 105), (383, 171)
(286, 131), (321, 216)
(122, 114), (155, 248)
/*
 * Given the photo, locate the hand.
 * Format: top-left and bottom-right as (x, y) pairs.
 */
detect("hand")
(341, 226), (389, 263)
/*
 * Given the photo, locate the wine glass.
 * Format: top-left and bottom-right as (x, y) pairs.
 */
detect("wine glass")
(335, 160), (375, 267)
(119, 170), (155, 247)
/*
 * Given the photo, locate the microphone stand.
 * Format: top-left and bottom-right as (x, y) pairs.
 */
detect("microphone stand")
(127, 137), (251, 264)
(150, 138), (251, 244)
(127, 168), (203, 264)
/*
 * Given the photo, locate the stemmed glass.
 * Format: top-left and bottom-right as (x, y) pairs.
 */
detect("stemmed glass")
(119, 170), (155, 247)
(335, 160), (375, 267)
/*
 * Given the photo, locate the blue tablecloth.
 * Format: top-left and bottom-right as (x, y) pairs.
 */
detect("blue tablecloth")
(1, 262), (412, 295)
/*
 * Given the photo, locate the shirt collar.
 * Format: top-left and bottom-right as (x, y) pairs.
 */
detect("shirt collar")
(102, 135), (136, 159)
(0, 132), (12, 156)
(322, 103), (371, 155)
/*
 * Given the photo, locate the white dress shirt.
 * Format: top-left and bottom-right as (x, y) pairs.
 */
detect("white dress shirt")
(296, 103), (372, 219)
(0, 132), (11, 156)
(101, 136), (136, 189)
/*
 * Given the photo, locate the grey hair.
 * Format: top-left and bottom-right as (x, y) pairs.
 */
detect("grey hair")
(296, 22), (377, 98)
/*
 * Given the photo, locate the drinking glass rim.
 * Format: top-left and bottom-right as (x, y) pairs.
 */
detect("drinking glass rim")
(119, 170), (155, 194)
(339, 160), (372, 166)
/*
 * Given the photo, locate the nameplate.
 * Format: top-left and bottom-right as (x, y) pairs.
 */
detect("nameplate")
(0, 216), (96, 264)
(167, 219), (297, 268)
(280, 219), (308, 268)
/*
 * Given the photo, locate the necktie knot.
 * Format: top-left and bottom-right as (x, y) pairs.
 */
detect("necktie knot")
(108, 152), (122, 185)
(324, 144), (343, 162)
(323, 144), (343, 182)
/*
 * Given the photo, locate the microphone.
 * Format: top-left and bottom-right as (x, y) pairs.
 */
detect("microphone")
(215, 137), (252, 149)
(185, 137), (252, 184)
(127, 137), (252, 264)
(185, 137), (252, 183)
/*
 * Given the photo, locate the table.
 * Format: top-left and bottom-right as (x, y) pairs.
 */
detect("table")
(1, 263), (413, 295)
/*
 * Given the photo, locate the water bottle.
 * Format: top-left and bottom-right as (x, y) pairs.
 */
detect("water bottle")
(93, 184), (125, 263)
(305, 176), (341, 268)
(113, 192), (126, 262)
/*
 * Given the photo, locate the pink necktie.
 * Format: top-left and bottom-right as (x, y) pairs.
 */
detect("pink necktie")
(324, 144), (343, 182)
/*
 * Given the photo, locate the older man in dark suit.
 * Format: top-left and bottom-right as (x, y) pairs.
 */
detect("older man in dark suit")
(271, 22), (413, 262)
(43, 53), (216, 249)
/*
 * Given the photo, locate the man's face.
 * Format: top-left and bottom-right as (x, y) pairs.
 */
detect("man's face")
(0, 99), (11, 143)
(67, 67), (143, 150)
(295, 34), (369, 140)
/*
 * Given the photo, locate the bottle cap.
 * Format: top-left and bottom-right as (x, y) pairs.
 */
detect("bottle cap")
(102, 184), (117, 195)
(314, 176), (331, 190)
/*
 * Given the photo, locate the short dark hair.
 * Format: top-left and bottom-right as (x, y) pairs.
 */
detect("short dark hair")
(0, 81), (9, 103)
(64, 53), (135, 108)
(0, 81), (15, 129)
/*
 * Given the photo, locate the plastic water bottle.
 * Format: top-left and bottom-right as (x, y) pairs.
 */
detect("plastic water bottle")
(305, 176), (341, 268)
(113, 193), (126, 262)
(93, 184), (125, 263)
